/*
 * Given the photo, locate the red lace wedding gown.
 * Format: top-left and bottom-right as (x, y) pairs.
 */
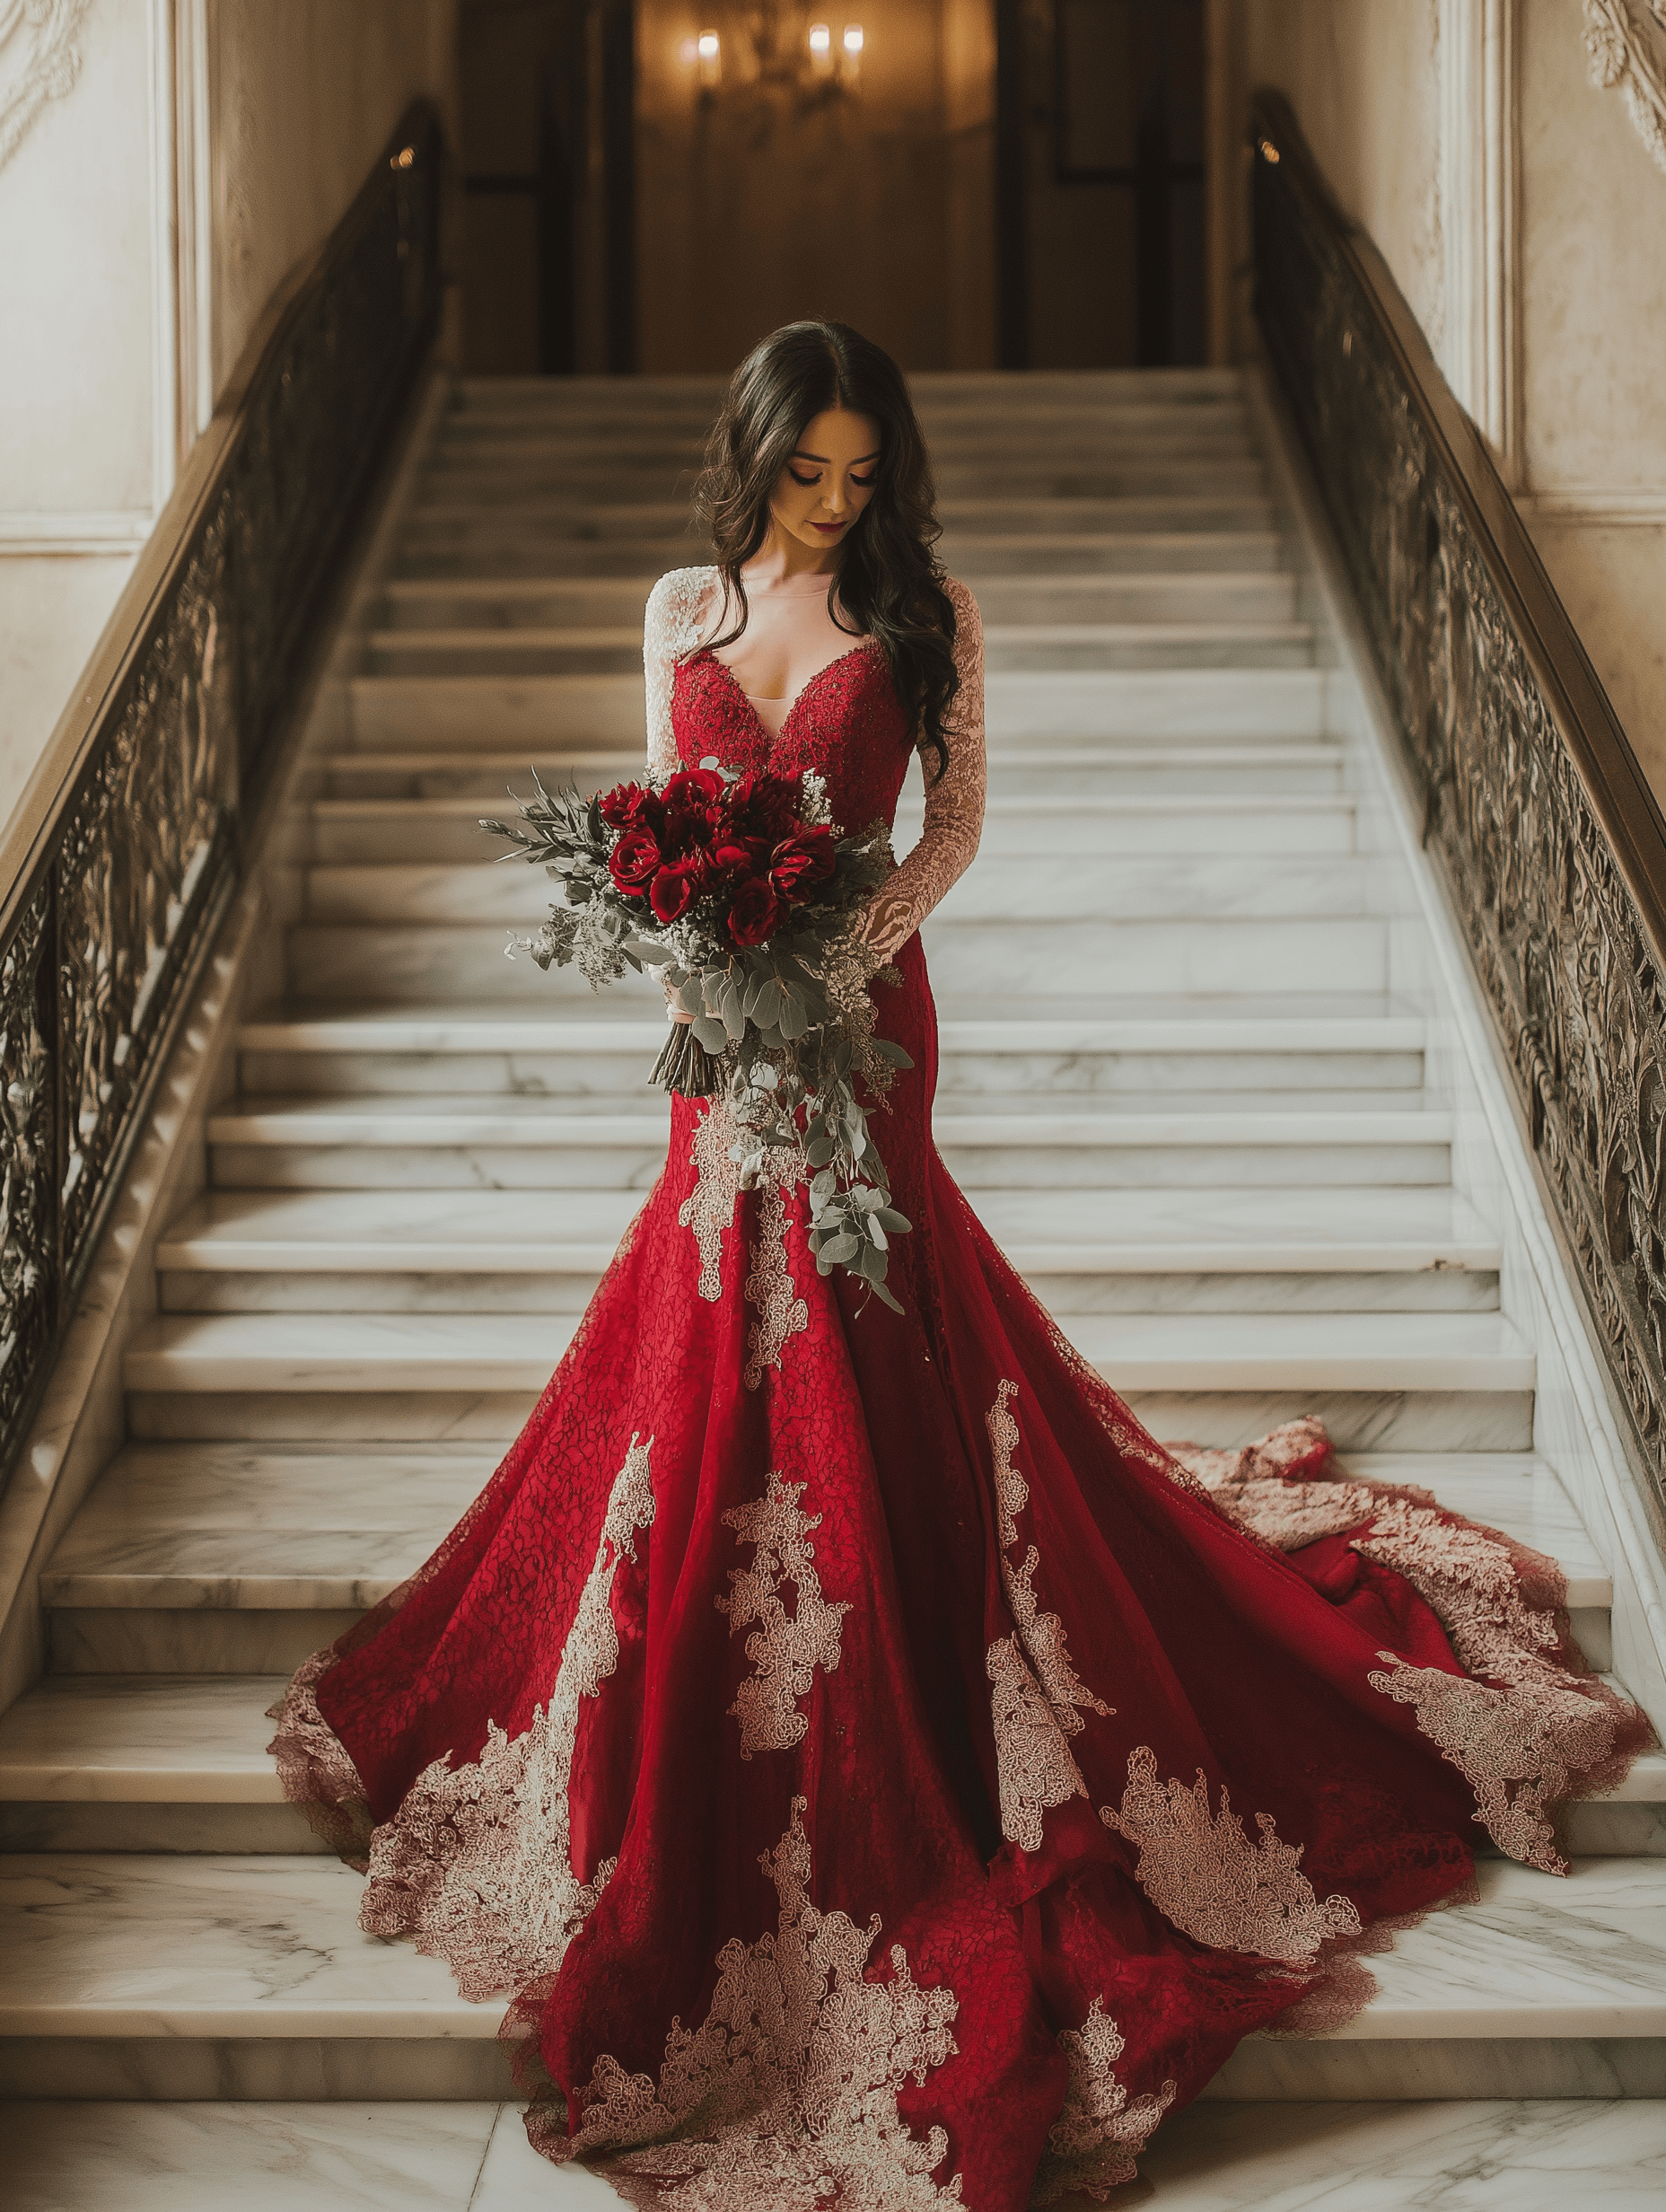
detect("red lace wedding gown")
(271, 571), (1648, 2211)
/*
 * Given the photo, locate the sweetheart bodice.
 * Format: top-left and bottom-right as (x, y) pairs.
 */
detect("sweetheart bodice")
(671, 642), (914, 838)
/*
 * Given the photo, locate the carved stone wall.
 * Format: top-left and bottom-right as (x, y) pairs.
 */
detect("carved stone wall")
(0, 104), (443, 1483)
(1254, 105), (1666, 1533)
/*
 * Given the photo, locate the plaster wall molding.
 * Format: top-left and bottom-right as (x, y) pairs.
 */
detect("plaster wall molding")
(1438, 0), (1521, 479)
(1519, 487), (1666, 523)
(0, 0), (94, 171)
(1583, 0), (1666, 175)
(0, 510), (156, 553)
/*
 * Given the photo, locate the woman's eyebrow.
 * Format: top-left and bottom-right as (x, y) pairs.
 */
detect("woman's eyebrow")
(793, 449), (881, 465)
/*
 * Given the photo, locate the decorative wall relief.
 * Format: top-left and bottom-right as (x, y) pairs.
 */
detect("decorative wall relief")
(1253, 92), (1666, 1534)
(1583, 1), (1666, 176)
(0, 101), (443, 1485)
(0, 0), (94, 171)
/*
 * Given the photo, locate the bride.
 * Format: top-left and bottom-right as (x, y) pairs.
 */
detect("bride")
(270, 320), (1646, 2209)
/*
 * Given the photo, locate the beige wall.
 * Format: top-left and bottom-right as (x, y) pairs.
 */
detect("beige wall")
(1516, 0), (1666, 788)
(1244, 0), (1666, 798)
(207, 0), (457, 393)
(636, 1), (960, 373)
(0, 0), (456, 845)
(1243, 0), (1444, 347)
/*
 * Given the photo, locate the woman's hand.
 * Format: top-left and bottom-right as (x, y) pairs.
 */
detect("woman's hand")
(662, 974), (693, 1025)
(860, 890), (916, 962)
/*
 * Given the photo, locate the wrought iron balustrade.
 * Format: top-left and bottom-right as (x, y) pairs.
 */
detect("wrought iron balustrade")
(1251, 87), (1666, 1536)
(0, 101), (443, 1483)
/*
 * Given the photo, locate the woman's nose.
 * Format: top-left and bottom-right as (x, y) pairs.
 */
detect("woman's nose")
(823, 478), (850, 515)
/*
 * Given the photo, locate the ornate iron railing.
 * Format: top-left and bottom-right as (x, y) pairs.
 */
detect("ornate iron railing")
(1251, 87), (1666, 1537)
(0, 101), (443, 1482)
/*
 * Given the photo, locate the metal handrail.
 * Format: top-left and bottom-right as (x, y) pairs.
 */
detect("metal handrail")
(1251, 85), (1666, 1532)
(0, 100), (445, 1482)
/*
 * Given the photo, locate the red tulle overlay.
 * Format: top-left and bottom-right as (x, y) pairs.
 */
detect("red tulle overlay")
(270, 645), (1651, 2211)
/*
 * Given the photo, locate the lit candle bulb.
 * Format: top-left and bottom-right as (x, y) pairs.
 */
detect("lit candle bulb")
(839, 22), (863, 85)
(808, 21), (834, 76)
(697, 28), (721, 86)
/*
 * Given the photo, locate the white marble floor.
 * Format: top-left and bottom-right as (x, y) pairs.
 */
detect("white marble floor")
(8, 2098), (1665, 2209)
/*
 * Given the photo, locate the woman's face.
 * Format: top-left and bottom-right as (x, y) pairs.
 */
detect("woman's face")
(768, 407), (881, 558)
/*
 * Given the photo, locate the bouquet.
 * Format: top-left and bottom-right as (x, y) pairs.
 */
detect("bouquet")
(482, 759), (915, 1309)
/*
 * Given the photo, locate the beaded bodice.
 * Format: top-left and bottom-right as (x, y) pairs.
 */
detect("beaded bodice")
(644, 565), (986, 951)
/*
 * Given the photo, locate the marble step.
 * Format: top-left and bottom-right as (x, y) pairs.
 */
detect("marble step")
(232, 1010), (1420, 1098)
(307, 789), (1360, 864)
(11, 2099), (1666, 2212)
(375, 570), (1301, 632)
(203, 1097), (1449, 1190)
(119, 1307), (1530, 1400)
(8, 1660), (1655, 1857)
(393, 528), (1289, 583)
(298, 855), (1380, 928)
(321, 743), (1350, 807)
(343, 667), (1329, 749)
(395, 494), (1281, 559)
(3, 1854), (1661, 2100)
(153, 1183), (1499, 1317)
(282, 908), (1388, 1006)
(359, 619), (1317, 679)
(415, 459), (1270, 505)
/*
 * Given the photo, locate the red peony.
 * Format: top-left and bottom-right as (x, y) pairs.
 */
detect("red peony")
(769, 826), (837, 902)
(650, 859), (705, 923)
(609, 827), (662, 894)
(726, 876), (784, 947)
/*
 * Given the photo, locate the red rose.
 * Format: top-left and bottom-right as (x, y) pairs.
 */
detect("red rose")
(649, 860), (704, 923)
(769, 826), (837, 902)
(661, 767), (725, 811)
(726, 875), (784, 948)
(599, 781), (662, 835)
(609, 827), (661, 894)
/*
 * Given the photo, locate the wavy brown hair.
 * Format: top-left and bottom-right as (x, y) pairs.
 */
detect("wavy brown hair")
(693, 320), (959, 777)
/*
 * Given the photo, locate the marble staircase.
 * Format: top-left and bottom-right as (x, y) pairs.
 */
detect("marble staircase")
(4, 370), (1664, 2147)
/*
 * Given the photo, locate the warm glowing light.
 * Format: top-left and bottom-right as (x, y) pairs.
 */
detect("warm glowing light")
(843, 22), (864, 51)
(678, 35), (698, 64)
(808, 22), (830, 53)
(389, 145), (415, 170)
(697, 30), (719, 57)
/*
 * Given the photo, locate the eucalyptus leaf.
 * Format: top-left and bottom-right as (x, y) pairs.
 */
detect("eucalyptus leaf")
(691, 1015), (729, 1054)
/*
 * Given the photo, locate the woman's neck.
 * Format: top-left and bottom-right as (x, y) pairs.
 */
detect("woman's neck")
(741, 521), (841, 586)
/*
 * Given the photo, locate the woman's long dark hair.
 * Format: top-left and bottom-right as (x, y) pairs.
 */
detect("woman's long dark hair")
(693, 320), (959, 778)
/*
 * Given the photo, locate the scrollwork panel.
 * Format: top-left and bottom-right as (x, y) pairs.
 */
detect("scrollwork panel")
(1254, 127), (1666, 1523)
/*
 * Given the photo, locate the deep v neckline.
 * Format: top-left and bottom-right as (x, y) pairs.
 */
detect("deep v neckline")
(701, 641), (881, 755)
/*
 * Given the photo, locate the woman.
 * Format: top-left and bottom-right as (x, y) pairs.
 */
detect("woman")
(271, 321), (1647, 2209)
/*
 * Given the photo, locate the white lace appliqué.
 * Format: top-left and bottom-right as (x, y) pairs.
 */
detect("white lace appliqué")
(354, 1438), (656, 1999)
(1100, 1744), (1362, 1963)
(1031, 1998), (1177, 2207)
(742, 1178), (809, 1391)
(717, 1470), (852, 1758)
(557, 1796), (964, 2208)
(680, 1101), (743, 1300)
(644, 566), (720, 775)
(985, 1382), (1112, 1853)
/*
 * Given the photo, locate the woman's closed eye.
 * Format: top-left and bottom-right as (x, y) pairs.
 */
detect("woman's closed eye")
(787, 466), (879, 488)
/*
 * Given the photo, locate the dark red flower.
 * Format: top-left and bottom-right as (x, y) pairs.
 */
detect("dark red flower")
(769, 826), (837, 902)
(661, 767), (726, 812)
(649, 860), (704, 924)
(609, 827), (661, 894)
(599, 780), (662, 836)
(727, 875), (784, 948)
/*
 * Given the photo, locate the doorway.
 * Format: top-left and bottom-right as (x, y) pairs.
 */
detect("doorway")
(997, 0), (1208, 369)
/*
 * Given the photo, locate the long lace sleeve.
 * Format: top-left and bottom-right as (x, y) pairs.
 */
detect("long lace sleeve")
(644, 566), (719, 775)
(866, 577), (986, 958)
